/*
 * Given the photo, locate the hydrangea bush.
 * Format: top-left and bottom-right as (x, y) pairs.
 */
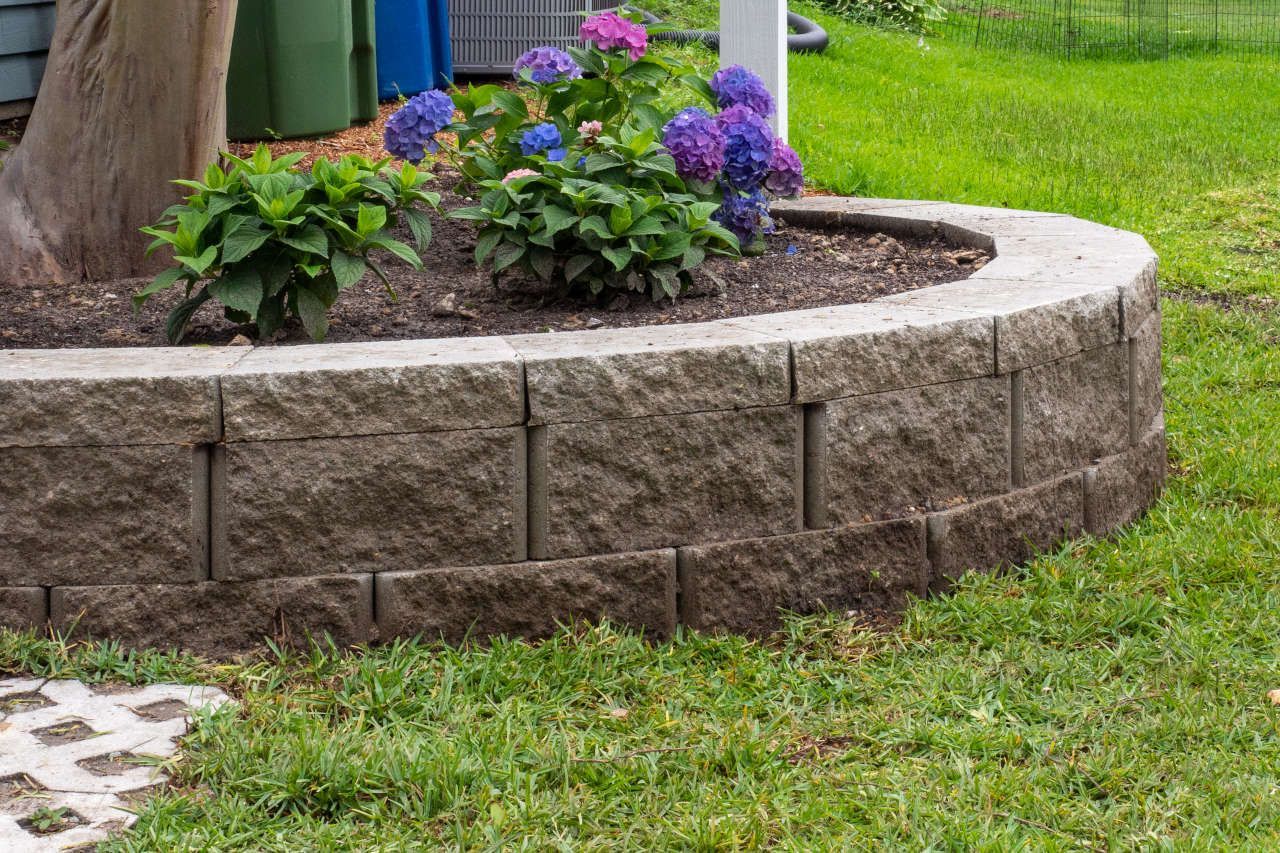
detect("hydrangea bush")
(137, 145), (437, 342)
(382, 11), (805, 300)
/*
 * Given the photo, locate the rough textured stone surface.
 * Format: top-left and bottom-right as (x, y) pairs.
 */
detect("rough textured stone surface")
(214, 429), (525, 581)
(0, 347), (245, 447)
(0, 445), (205, 587)
(1022, 342), (1130, 483)
(1085, 427), (1167, 536)
(679, 519), (928, 635)
(727, 302), (995, 402)
(508, 324), (789, 424)
(886, 278), (1121, 373)
(0, 588), (45, 629)
(376, 550), (677, 643)
(1130, 311), (1164, 440)
(539, 407), (802, 558)
(50, 575), (373, 656)
(221, 338), (523, 441)
(929, 474), (1084, 585)
(822, 376), (1011, 525)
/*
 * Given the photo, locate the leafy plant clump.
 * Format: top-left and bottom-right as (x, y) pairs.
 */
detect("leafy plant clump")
(812, 0), (945, 33)
(136, 145), (438, 342)
(385, 10), (804, 302)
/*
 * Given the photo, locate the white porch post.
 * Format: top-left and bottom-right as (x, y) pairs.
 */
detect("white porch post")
(720, 0), (788, 141)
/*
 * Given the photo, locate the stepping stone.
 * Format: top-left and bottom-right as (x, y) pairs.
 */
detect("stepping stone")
(0, 677), (229, 852)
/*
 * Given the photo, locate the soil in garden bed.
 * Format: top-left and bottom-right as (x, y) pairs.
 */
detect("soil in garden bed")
(0, 187), (988, 350)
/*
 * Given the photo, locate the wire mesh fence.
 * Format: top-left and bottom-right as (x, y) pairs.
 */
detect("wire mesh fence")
(939, 0), (1280, 58)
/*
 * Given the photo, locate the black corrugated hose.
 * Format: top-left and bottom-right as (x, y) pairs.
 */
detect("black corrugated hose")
(632, 8), (829, 54)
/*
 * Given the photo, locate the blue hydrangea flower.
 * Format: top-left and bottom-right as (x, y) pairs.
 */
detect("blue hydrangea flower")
(514, 46), (583, 84)
(520, 122), (566, 161)
(710, 65), (776, 118)
(716, 104), (774, 191)
(661, 107), (726, 186)
(714, 187), (774, 246)
(765, 137), (804, 198)
(383, 89), (455, 163)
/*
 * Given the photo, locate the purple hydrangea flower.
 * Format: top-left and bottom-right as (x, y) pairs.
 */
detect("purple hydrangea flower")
(661, 107), (726, 185)
(765, 137), (804, 198)
(710, 65), (776, 118)
(714, 187), (774, 246)
(520, 122), (566, 161)
(383, 89), (455, 163)
(717, 104), (774, 191)
(514, 46), (583, 84)
(580, 12), (648, 60)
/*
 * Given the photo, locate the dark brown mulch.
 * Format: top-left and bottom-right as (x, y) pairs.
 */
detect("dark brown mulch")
(0, 188), (987, 350)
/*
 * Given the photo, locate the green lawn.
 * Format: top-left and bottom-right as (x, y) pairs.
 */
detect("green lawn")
(5, 10), (1280, 850)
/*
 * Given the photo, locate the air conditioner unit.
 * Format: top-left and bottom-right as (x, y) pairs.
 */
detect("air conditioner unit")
(447, 0), (616, 76)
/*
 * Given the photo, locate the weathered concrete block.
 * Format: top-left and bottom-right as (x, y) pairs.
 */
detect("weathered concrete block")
(0, 347), (245, 447)
(885, 278), (1121, 373)
(376, 549), (677, 643)
(727, 303), (995, 402)
(214, 428), (525, 581)
(508, 324), (789, 424)
(536, 407), (802, 559)
(679, 518), (928, 635)
(50, 575), (373, 656)
(0, 588), (46, 630)
(1130, 311), (1164, 441)
(220, 338), (523, 441)
(1084, 427), (1167, 536)
(819, 376), (1011, 525)
(0, 445), (207, 587)
(1022, 342), (1129, 483)
(929, 473), (1084, 586)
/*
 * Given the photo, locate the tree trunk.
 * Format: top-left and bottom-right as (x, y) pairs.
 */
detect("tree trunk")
(0, 0), (238, 286)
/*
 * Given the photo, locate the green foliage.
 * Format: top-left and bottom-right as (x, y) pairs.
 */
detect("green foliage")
(440, 21), (738, 300)
(450, 129), (737, 300)
(136, 145), (439, 342)
(810, 0), (945, 32)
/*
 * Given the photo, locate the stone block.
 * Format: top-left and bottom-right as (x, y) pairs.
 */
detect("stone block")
(50, 575), (373, 657)
(376, 550), (677, 643)
(1084, 427), (1167, 536)
(885, 278), (1121, 373)
(220, 338), (523, 441)
(213, 428), (525, 581)
(819, 376), (1011, 525)
(0, 347), (245, 447)
(1130, 311), (1164, 441)
(0, 588), (46, 629)
(508, 324), (789, 424)
(929, 474), (1084, 585)
(0, 445), (207, 587)
(535, 407), (802, 559)
(679, 518), (928, 635)
(727, 302), (995, 402)
(1022, 342), (1129, 483)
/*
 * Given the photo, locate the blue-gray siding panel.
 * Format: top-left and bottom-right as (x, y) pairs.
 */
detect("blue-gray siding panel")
(0, 1), (54, 103)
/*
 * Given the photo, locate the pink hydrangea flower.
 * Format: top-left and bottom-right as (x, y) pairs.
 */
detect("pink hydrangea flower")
(580, 12), (647, 61)
(502, 168), (538, 184)
(578, 120), (603, 141)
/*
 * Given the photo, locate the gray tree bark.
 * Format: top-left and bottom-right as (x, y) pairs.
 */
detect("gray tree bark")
(0, 0), (238, 286)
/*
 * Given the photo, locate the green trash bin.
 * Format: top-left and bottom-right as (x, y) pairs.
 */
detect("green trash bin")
(226, 0), (378, 141)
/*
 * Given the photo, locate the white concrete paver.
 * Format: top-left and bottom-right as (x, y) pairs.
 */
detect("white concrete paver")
(0, 677), (229, 852)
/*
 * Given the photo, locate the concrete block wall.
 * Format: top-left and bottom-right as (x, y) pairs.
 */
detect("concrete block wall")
(0, 199), (1167, 656)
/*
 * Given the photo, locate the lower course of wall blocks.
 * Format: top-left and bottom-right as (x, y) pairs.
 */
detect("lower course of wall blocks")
(0, 198), (1168, 656)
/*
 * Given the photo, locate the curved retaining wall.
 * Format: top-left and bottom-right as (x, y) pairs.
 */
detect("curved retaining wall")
(0, 199), (1166, 655)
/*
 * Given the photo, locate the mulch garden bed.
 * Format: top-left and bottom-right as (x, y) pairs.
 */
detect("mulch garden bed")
(1, 108), (986, 349)
(0, 185), (986, 350)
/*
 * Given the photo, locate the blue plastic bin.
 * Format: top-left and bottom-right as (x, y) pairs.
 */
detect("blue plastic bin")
(375, 0), (452, 99)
